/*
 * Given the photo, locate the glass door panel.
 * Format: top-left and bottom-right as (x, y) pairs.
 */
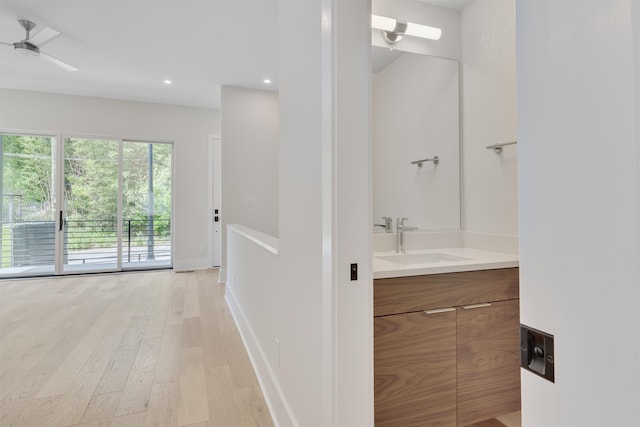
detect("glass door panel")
(62, 138), (119, 273)
(122, 141), (172, 269)
(0, 134), (56, 277)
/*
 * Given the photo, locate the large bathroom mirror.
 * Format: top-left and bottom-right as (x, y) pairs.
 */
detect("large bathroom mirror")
(372, 46), (460, 231)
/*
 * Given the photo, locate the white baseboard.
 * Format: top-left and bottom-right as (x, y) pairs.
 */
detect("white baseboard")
(224, 287), (297, 427)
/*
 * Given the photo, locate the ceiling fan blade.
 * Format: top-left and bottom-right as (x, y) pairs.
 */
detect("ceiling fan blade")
(29, 27), (61, 47)
(39, 51), (78, 72)
(1, 41), (14, 47)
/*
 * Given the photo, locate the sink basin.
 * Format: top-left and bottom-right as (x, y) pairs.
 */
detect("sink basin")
(375, 252), (472, 265)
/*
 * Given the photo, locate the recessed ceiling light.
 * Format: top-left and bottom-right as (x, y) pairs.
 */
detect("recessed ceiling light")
(263, 78), (271, 84)
(164, 80), (172, 85)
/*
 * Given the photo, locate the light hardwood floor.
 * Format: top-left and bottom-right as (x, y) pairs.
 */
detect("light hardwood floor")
(0, 269), (274, 427)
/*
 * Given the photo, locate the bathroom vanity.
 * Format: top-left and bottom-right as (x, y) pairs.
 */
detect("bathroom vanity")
(374, 266), (520, 427)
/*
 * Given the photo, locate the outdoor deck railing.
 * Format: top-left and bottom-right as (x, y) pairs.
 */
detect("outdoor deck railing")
(0, 218), (171, 268)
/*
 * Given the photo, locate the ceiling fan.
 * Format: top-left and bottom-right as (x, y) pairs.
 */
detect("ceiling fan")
(0, 19), (78, 71)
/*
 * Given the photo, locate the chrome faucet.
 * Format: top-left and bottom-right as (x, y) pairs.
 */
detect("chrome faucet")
(396, 217), (417, 253)
(396, 217), (408, 253)
(374, 216), (393, 232)
(383, 216), (393, 232)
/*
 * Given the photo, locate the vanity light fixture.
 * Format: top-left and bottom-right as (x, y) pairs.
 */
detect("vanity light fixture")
(371, 14), (442, 44)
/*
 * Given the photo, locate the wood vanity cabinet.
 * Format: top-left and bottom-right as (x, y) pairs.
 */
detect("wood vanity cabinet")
(374, 268), (520, 427)
(456, 298), (521, 426)
(375, 309), (457, 427)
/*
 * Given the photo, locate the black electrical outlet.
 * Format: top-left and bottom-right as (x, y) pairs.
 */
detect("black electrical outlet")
(350, 263), (358, 281)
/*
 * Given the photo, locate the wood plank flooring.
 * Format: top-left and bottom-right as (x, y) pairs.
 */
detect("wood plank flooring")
(0, 269), (273, 427)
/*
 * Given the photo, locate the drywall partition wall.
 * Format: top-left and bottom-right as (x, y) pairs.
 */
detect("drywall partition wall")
(276, 0), (325, 422)
(224, 226), (288, 424)
(516, 1), (640, 426)
(225, 0), (372, 425)
(461, 0), (518, 252)
(0, 88), (220, 270)
(333, 1), (372, 424)
(220, 86), (279, 277)
(373, 52), (460, 230)
(372, 0), (461, 60)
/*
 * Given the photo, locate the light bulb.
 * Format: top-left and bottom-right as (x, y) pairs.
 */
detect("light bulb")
(371, 15), (397, 32)
(405, 22), (442, 40)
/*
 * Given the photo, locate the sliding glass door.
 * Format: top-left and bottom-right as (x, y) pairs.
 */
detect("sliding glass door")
(62, 137), (120, 273)
(122, 141), (172, 269)
(0, 133), (172, 278)
(0, 134), (57, 276)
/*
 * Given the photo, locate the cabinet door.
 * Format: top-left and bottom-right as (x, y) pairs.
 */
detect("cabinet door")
(456, 299), (521, 426)
(375, 309), (457, 427)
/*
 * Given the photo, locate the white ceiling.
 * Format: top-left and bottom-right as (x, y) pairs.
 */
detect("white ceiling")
(0, 0), (279, 110)
(416, 0), (474, 11)
(0, 0), (473, 110)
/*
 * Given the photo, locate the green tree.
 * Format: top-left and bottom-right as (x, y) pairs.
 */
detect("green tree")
(1, 135), (54, 221)
(2, 135), (172, 251)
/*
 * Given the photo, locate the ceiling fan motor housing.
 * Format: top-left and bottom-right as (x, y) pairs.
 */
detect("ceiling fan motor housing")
(14, 40), (40, 56)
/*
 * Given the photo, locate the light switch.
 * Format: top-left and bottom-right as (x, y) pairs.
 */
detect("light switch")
(350, 263), (358, 281)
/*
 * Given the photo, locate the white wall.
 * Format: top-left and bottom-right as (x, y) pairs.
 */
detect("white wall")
(334, 2), (373, 423)
(372, 0), (461, 61)
(225, 226), (286, 422)
(461, 0), (518, 247)
(225, 0), (372, 425)
(220, 86), (279, 276)
(517, 1), (640, 426)
(373, 52), (460, 230)
(0, 88), (220, 270)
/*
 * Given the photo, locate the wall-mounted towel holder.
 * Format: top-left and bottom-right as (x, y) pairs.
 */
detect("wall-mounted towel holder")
(411, 156), (439, 167)
(486, 141), (517, 153)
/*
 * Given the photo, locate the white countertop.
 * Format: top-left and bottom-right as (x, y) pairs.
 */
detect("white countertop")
(373, 248), (519, 279)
